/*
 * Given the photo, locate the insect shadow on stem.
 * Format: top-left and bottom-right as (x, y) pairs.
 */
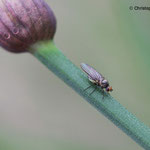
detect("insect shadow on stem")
(80, 63), (113, 99)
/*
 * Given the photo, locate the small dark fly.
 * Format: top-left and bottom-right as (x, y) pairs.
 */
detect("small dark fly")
(80, 63), (113, 98)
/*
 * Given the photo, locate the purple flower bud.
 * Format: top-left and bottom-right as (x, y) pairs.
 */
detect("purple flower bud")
(0, 0), (56, 53)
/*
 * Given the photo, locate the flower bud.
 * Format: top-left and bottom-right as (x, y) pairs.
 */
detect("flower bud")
(0, 0), (56, 53)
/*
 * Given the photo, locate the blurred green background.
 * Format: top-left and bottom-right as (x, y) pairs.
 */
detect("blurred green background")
(0, 0), (150, 149)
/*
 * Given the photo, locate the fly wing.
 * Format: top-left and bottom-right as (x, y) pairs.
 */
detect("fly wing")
(80, 63), (104, 81)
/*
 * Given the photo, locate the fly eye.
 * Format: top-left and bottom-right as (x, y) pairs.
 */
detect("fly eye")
(109, 86), (113, 91)
(106, 86), (113, 92)
(106, 87), (109, 92)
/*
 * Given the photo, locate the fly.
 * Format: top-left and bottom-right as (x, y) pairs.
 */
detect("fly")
(80, 63), (113, 98)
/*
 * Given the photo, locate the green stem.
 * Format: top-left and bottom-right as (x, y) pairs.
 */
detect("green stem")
(30, 40), (150, 150)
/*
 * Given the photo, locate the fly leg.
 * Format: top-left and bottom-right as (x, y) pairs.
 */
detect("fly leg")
(83, 84), (97, 96)
(102, 88), (105, 99)
(83, 85), (93, 92)
(89, 86), (97, 96)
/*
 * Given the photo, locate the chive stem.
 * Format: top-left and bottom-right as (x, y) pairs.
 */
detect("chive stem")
(30, 41), (150, 150)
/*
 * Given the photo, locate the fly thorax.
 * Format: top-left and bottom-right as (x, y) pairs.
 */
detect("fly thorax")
(101, 79), (109, 88)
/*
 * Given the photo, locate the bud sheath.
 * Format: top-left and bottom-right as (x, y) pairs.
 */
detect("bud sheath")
(0, 0), (56, 53)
